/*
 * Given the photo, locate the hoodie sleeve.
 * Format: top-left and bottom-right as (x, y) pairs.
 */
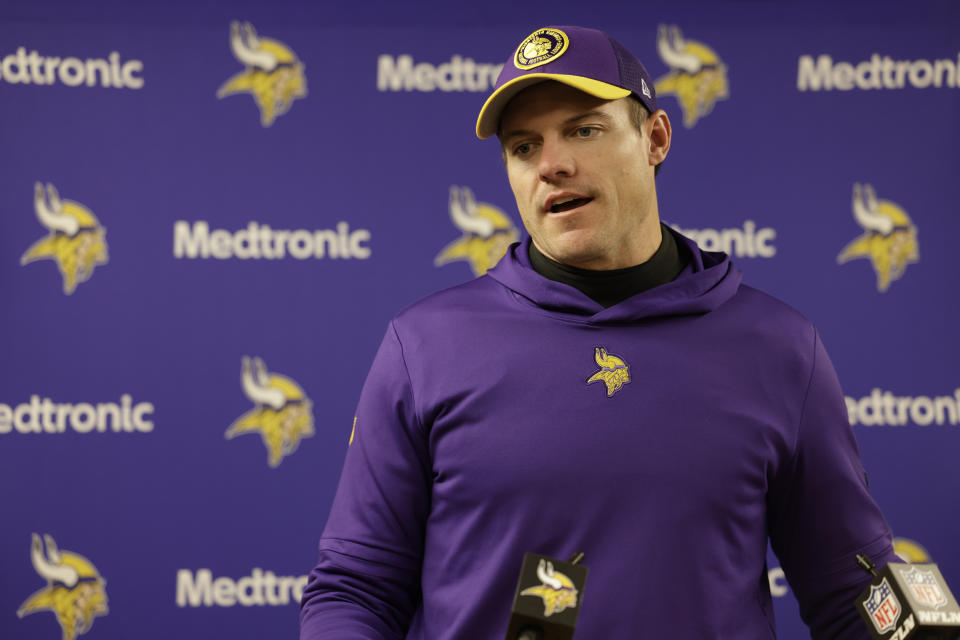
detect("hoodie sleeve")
(300, 321), (430, 639)
(767, 328), (898, 639)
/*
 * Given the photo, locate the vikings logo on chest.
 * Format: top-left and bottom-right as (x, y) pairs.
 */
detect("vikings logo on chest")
(586, 347), (631, 397)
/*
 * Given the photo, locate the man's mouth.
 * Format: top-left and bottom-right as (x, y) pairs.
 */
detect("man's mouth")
(548, 196), (593, 213)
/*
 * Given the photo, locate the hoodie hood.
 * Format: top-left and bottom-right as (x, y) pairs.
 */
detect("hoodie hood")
(485, 226), (742, 324)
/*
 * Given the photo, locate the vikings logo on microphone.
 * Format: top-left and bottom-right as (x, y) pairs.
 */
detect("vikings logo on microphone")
(17, 534), (108, 640)
(587, 347), (631, 397)
(226, 356), (315, 467)
(21, 183), (108, 295)
(217, 21), (307, 127)
(434, 186), (519, 276)
(520, 559), (579, 617)
(837, 183), (919, 292)
(654, 25), (728, 128)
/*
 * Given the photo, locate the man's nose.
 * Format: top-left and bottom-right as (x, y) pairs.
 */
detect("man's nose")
(538, 139), (575, 182)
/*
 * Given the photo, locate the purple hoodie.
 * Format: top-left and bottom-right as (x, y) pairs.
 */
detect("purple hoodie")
(301, 232), (896, 639)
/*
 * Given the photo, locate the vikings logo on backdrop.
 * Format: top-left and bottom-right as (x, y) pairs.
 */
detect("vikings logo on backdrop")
(654, 25), (728, 128)
(226, 356), (315, 467)
(587, 347), (630, 398)
(837, 183), (919, 292)
(893, 536), (932, 563)
(520, 559), (579, 617)
(217, 21), (307, 127)
(21, 183), (108, 295)
(18, 534), (108, 640)
(434, 186), (519, 276)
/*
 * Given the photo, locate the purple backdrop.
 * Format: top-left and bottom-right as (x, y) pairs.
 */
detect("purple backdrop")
(2, 1), (958, 638)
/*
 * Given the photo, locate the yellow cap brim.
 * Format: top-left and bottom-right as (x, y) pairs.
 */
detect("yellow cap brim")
(475, 73), (631, 139)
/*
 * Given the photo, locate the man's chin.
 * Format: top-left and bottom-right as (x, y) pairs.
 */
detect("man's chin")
(540, 241), (607, 270)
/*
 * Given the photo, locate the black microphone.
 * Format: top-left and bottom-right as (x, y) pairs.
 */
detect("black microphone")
(855, 553), (960, 639)
(505, 552), (588, 640)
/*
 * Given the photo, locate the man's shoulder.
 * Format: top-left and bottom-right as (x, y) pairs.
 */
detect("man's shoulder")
(393, 274), (509, 326)
(730, 283), (814, 330)
(722, 283), (820, 362)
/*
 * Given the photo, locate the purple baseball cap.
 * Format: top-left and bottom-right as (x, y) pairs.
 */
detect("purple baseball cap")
(476, 26), (657, 139)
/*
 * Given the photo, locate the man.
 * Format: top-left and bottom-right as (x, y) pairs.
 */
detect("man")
(301, 26), (896, 638)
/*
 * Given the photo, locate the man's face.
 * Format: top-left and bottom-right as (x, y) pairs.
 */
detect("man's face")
(499, 81), (664, 270)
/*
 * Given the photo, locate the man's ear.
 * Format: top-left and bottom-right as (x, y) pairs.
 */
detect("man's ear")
(647, 109), (672, 166)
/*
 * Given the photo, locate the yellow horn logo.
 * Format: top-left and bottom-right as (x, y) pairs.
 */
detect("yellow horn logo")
(653, 25), (728, 128)
(893, 537), (932, 563)
(217, 21), (308, 127)
(18, 534), (108, 640)
(226, 356), (315, 467)
(586, 347), (631, 397)
(519, 559), (579, 617)
(837, 183), (919, 292)
(434, 185), (519, 276)
(21, 182), (109, 295)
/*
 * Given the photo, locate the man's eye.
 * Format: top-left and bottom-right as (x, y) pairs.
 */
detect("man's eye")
(575, 127), (595, 138)
(514, 143), (532, 156)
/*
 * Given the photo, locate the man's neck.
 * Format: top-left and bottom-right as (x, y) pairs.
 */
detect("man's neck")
(528, 225), (688, 308)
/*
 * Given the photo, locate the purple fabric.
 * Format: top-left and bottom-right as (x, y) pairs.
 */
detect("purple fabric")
(301, 231), (896, 639)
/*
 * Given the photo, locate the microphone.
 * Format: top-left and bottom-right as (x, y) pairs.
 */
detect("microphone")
(505, 552), (588, 640)
(855, 553), (960, 639)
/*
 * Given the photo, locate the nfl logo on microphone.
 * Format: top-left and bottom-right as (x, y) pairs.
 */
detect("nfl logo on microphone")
(901, 566), (948, 609)
(864, 578), (902, 634)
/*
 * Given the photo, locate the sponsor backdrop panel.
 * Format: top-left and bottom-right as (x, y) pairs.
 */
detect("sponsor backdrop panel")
(1, 2), (957, 639)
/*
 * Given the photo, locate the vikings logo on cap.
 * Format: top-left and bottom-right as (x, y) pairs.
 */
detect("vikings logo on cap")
(514, 28), (570, 70)
(21, 183), (109, 295)
(587, 347), (631, 397)
(18, 534), (108, 640)
(654, 25), (728, 128)
(520, 559), (579, 617)
(435, 186), (519, 276)
(217, 21), (308, 127)
(837, 183), (919, 292)
(226, 356), (315, 467)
